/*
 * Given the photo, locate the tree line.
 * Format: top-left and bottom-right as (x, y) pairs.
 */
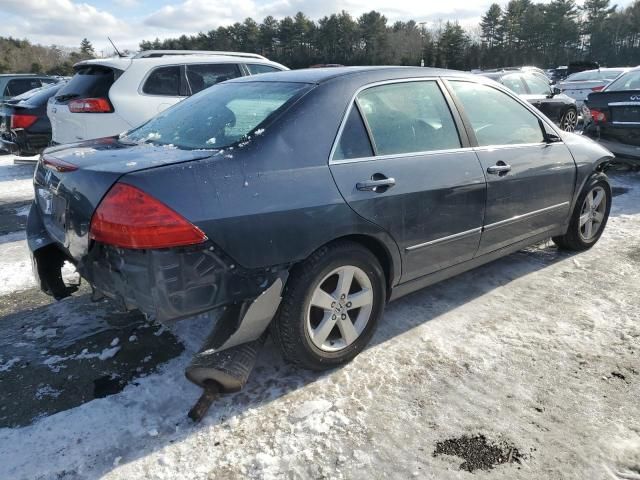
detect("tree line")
(140, 0), (640, 69)
(2, 0), (640, 76)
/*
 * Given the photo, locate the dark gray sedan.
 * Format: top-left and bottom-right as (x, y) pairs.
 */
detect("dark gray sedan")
(28, 67), (613, 389)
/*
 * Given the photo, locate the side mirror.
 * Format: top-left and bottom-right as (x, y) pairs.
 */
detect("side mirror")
(553, 86), (562, 96)
(539, 119), (562, 143)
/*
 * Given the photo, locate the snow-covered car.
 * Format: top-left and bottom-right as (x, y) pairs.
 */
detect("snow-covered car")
(47, 50), (287, 145)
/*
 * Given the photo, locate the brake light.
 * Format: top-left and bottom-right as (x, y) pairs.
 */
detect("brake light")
(90, 183), (207, 249)
(591, 86), (605, 92)
(590, 109), (607, 122)
(10, 114), (38, 129)
(68, 98), (113, 113)
(42, 155), (77, 172)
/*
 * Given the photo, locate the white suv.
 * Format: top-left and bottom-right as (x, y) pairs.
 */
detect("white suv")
(48, 51), (287, 145)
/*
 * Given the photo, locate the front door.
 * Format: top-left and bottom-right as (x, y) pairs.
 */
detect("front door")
(447, 80), (576, 255)
(329, 80), (487, 283)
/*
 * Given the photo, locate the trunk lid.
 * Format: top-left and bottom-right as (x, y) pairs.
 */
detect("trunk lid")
(34, 140), (217, 259)
(586, 90), (640, 146)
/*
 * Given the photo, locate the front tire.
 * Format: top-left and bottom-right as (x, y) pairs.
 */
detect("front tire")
(272, 241), (386, 371)
(553, 175), (611, 251)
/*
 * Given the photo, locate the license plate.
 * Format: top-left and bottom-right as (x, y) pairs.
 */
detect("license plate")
(611, 106), (640, 123)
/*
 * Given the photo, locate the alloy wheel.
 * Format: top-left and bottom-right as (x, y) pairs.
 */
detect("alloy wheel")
(579, 186), (607, 241)
(562, 109), (577, 132)
(306, 265), (374, 352)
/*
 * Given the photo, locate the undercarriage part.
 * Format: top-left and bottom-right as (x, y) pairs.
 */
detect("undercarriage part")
(31, 244), (79, 300)
(187, 381), (220, 423)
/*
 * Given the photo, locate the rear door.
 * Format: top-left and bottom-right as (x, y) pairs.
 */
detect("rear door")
(185, 63), (242, 94)
(329, 79), (487, 283)
(447, 80), (576, 255)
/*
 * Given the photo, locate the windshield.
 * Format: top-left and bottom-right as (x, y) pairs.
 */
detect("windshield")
(606, 70), (640, 91)
(122, 81), (311, 150)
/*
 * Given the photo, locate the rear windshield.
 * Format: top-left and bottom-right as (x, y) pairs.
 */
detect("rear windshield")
(23, 84), (64, 106)
(121, 81), (311, 150)
(55, 65), (120, 101)
(567, 70), (624, 82)
(606, 70), (640, 91)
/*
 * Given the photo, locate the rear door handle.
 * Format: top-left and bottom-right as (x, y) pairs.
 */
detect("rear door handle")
(486, 163), (512, 175)
(356, 175), (396, 192)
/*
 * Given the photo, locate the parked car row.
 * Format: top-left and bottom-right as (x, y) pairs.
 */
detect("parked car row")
(0, 51), (287, 156)
(29, 65), (614, 384)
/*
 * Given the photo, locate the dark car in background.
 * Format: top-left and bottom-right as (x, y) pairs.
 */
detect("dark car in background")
(28, 67), (612, 391)
(478, 71), (579, 131)
(0, 82), (64, 156)
(583, 67), (640, 163)
(0, 74), (59, 102)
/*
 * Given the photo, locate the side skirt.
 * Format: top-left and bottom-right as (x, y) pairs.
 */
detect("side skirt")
(389, 228), (564, 302)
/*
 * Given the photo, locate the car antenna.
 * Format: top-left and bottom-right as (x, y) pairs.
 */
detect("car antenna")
(108, 37), (125, 58)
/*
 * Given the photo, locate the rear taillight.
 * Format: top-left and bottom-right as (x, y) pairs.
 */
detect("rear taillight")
(590, 109), (607, 122)
(590, 86), (605, 92)
(42, 155), (78, 172)
(68, 97), (113, 113)
(89, 183), (207, 249)
(10, 114), (38, 129)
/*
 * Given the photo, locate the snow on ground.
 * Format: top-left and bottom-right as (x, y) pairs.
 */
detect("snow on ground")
(0, 152), (639, 479)
(0, 231), (35, 295)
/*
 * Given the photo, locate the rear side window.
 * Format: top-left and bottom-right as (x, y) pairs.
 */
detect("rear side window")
(501, 74), (526, 94)
(523, 74), (551, 95)
(57, 66), (118, 100)
(142, 66), (181, 96)
(246, 64), (282, 75)
(356, 81), (461, 156)
(333, 106), (374, 160)
(607, 70), (640, 91)
(450, 81), (544, 146)
(186, 64), (241, 94)
(4, 78), (42, 97)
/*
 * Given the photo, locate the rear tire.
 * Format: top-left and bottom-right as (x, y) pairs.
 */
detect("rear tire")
(553, 175), (611, 251)
(560, 108), (578, 132)
(272, 241), (386, 371)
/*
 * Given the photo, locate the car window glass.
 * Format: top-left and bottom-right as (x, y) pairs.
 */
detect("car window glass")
(501, 74), (526, 94)
(607, 71), (640, 91)
(524, 74), (552, 95)
(333, 105), (374, 160)
(5, 78), (43, 97)
(186, 64), (241, 94)
(57, 66), (117, 99)
(356, 81), (461, 156)
(450, 81), (544, 146)
(143, 66), (181, 96)
(123, 81), (310, 150)
(246, 64), (281, 75)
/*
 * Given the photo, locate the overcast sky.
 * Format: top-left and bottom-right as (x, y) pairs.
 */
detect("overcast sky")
(0, 0), (633, 54)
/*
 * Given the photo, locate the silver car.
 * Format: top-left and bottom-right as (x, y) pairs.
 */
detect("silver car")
(559, 68), (628, 108)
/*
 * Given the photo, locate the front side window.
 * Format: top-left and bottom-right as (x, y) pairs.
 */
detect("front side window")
(501, 74), (526, 94)
(355, 81), (461, 156)
(122, 81), (310, 150)
(524, 74), (552, 96)
(142, 66), (181, 96)
(450, 81), (544, 146)
(186, 64), (241, 94)
(247, 64), (282, 75)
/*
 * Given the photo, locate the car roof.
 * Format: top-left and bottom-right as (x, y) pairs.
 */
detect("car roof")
(228, 66), (475, 85)
(75, 54), (287, 71)
(0, 74), (54, 77)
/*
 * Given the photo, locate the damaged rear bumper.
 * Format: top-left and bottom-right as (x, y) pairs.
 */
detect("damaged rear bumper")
(28, 202), (289, 350)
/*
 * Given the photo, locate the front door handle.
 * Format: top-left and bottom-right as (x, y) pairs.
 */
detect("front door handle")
(486, 162), (512, 175)
(356, 174), (396, 193)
